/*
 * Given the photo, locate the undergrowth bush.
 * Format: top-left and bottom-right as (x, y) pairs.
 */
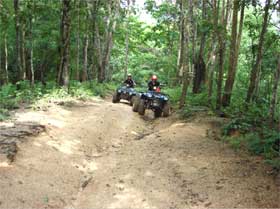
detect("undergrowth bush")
(0, 108), (9, 121)
(164, 87), (181, 104)
(173, 91), (279, 170)
(0, 81), (116, 119)
(223, 117), (280, 170)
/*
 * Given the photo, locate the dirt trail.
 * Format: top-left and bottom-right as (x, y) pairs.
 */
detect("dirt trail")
(0, 98), (279, 208)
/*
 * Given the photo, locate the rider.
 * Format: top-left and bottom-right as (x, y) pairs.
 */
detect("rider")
(124, 73), (136, 88)
(148, 75), (160, 91)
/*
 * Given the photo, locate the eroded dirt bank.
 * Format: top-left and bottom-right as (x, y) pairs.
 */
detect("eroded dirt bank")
(0, 98), (279, 208)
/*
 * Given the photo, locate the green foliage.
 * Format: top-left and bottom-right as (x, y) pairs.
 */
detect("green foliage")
(0, 108), (9, 121)
(224, 136), (243, 151)
(265, 159), (280, 170)
(222, 118), (252, 135)
(187, 91), (209, 107)
(0, 81), (116, 117)
(164, 87), (181, 104)
(0, 83), (20, 109)
(223, 119), (280, 169)
(224, 130), (279, 159)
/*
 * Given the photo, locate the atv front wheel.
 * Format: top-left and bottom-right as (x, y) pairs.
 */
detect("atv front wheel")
(154, 109), (162, 118)
(132, 97), (140, 112)
(130, 96), (136, 106)
(138, 99), (146, 115)
(112, 92), (120, 103)
(162, 102), (170, 117)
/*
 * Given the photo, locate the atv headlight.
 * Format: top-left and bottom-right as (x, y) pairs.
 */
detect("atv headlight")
(153, 99), (160, 106)
(147, 93), (152, 98)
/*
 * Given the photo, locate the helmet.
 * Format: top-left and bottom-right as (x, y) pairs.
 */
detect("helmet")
(127, 73), (132, 77)
(151, 75), (157, 80)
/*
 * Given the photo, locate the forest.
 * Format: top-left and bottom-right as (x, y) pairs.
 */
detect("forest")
(0, 0), (279, 166)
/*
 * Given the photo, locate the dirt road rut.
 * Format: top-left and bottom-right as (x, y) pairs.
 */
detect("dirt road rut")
(0, 98), (279, 208)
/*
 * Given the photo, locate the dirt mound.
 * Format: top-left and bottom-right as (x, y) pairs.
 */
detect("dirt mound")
(0, 122), (45, 162)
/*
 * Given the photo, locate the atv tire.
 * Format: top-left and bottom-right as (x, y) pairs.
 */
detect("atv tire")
(162, 102), (170, 117)
(154, 109), (162, 118)
(132, 97), (140, 112)
(112, 92), (120, 103)
(130, 96), (136, 106)
(138, 99), (146, 115)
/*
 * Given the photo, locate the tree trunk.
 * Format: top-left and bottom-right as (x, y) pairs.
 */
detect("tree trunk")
(179, 0), (190, 108)
(57, 0), (71, 87)
(207, 0), (219, 104)
(175, 0), (183, 84)
(246, 0), (271, 103)
(29, 15), (34, 86)
(269, 55), (280, 124)
(234, 0), (245, 72)
(4, 33), (8, 84)
(99, 0), (120, 83)
(216, 0), (231, 110)
(222, 0), (239, 107)
(0, 38), (2, 85)
(90, 0), (99, 80)
(192, 0), (206, 93)
(76, 0), (80, 81)
(208, 51), (217, 105)
(82, 34), (89, 82)
(14, 0), (22, 81)
(20, 23), (26, 80)
(124, 0), (130, 80)
(81, 1), (90, 82)
(95, 23), (103, 82)
(189, 0), (195, 78)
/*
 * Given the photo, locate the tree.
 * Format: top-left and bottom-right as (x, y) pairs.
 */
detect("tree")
(124, 0), (131, 80)
(76, 0), (80, 81)
(192, 0), (207, 94)
(14, 0), (22, 80)
(216, 0), (228, 109)
(179, 0), (190, 108)
(0, 0), (9, 84)
(26, 0), (35, 86)
(269, 54), (280, 124)
(207, 0), (219, 104)
(100, 0), (120, 82)
(246, 0), (271, 103)
(57, 0), (71, 86)
(82, 1), (90, 82)
(92, 0), (120, 83)
(222, 0), (240, 107)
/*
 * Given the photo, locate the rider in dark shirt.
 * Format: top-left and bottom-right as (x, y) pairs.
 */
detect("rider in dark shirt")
(148, 75), (160, 91)
(124, 74), (136, 88)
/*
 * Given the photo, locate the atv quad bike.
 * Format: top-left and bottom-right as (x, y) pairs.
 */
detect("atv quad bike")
(134, 87), (170, 118)
(112, 85), (138, 106)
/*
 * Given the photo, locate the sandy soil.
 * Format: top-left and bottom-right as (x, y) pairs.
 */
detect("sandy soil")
(0, 98), (279, 208)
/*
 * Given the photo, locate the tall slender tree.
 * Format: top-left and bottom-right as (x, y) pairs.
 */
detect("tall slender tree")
(179, 0), (190, 108)
(193, 0), (207, 94)
(216, 0), (227, 110)
(57, 0), (71, 86)
(222, 0), (240, 107)
(76, 0), (80, 81)
(269, 54), (280, 125)
(124, 0), (130, 79)
(82, 1), (90, 82)
(246, 0), (271, 103)
(14, 0), (22, 80)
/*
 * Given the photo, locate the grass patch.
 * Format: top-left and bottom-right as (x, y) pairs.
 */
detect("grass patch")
(0, 81), (117, 119)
